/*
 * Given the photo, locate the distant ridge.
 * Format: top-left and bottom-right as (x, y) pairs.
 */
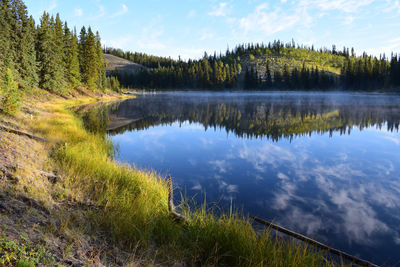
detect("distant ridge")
(104, 54), (147, 74)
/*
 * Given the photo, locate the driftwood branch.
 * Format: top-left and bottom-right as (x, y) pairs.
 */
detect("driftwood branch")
(0, 125), (49, 142)
(250, 216), (378, 267)
(167, 175), (187, 222)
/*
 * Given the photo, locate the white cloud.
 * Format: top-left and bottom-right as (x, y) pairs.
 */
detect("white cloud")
(394, 0), (400, 13)
(74, 8), (83, 17)
(208, 2), (230, 17)
(238, 3), (308, 36)
(365, 37), (400, 57)
(300, 0), (375, 13)
(110, 4), (128, 18)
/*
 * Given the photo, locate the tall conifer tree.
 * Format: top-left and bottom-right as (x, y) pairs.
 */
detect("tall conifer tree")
(12, 0), (38, 90)
(95, 31), (106, 90)
(63, 22), (81, 88)
(37, 12), (66, 93)
(0, 0), (14, 83)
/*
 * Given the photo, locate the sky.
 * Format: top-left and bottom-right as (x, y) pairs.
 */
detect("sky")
(24, 0), (400, 60)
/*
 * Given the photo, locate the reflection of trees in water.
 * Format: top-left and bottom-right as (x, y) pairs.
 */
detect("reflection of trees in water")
(76, 102), (121, 134)
(96, 95), (400, 140)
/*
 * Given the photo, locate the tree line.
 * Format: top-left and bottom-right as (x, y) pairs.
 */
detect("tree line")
(105, 47), (243, 89)
(0, 0), (111, 114)
(341, 53), (400, 90)
(106, 40), (400, 91)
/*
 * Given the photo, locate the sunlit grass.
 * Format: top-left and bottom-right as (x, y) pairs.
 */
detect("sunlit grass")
(28, 96), (343, 266)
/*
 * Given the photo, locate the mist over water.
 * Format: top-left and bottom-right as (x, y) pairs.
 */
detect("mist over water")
(85, 91), (400, 265)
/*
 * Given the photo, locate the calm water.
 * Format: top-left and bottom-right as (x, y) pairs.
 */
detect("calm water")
(89, 92), (400, 265)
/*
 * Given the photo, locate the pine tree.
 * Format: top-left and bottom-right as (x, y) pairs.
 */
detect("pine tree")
(84, 27), (98, 91)
(0, 0), (14, 83)
(63, 22), (81, 88)
(95, 31), (106, 90)
(54, 13), (66, 86)
(37, 12), (67, 93)
(78, 26), (87, 79)
(14, 1), (38, 90)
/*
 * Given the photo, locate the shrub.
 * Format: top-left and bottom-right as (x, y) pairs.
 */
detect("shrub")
(1, 68), (21, 115)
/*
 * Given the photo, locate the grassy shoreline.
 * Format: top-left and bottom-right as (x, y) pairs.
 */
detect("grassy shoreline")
(2, 91), (341, 266)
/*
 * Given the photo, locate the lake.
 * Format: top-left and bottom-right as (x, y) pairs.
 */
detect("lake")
(87, 92), (400, 265)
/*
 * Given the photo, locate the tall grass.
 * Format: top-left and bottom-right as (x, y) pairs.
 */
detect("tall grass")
(30, 97), (341, 266)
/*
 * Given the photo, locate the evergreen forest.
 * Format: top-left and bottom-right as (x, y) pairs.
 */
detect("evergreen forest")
(0, 0), (118, 99)
(105, 42), (400, 91)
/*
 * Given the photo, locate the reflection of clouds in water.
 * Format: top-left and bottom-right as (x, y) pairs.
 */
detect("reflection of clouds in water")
(218, 180), (239, 199)
(191, 182), (202, 191)
(136, 128), (169, 153)
(367, 126), (400, 145)
(277, 172), (289, 180)
(238, 143), (295, 172)
(255, 174), (264, 181)
(367, 183), (400, 209)
(201, 137), (214, 146)
(273, 179), (306, 210)
(313, 164), (365, 181)
(271, 155), (400, 245)
(209, 159), (229, 173)
(113, 134), (136, 144)
(311, 163), (397, 245)
(329, 188), (390, 244)
(338, 152), (348, 161)
(138, 128), (168, 138)
(390, 181), (400, 194)
(375, 161), (394, 175)
(187, 158), (197, 166)
(395, 235), (400, 245)
(284, 207), (323, 236)
(383, 136), (400, 145)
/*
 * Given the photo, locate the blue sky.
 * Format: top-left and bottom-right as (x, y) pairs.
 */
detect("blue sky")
(25, 0), (400, 60)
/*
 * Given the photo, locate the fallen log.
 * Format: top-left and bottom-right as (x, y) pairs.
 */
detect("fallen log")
(0, 124), (49, 142)
(167, 176), (187, 223)
(251, 216), (378, 267)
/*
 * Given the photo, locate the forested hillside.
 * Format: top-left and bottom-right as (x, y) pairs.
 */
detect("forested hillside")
(0, 0), (119, 114)
(105, 41), (400, 91)
(104, 53), (147, 75)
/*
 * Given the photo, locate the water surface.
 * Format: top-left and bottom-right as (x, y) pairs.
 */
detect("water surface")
(96, 92), (400, 265)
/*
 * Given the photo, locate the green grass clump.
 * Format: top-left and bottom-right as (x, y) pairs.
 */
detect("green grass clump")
(29, 98), (341, 266)
(0, 234), (55, 266)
